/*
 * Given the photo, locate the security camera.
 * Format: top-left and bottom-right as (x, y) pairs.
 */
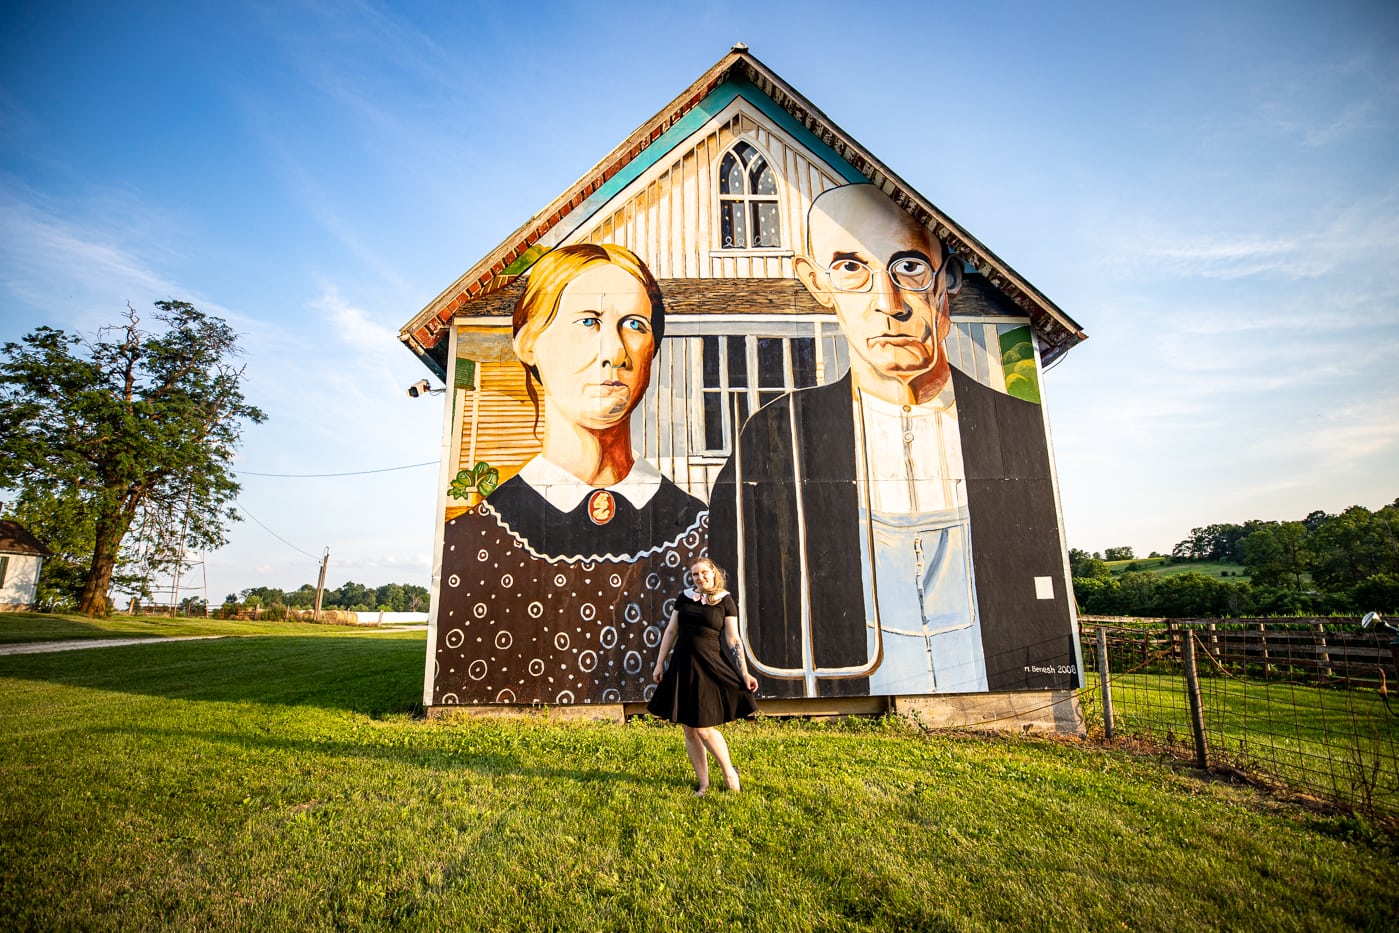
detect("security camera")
(407, 379), (432, 398)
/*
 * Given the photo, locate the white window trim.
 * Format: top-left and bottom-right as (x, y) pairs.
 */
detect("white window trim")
(713, 135), (786, 252)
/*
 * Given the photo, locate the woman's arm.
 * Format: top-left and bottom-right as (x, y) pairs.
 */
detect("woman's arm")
(722, 614), (759, 692)
(651, 610), (680, 683)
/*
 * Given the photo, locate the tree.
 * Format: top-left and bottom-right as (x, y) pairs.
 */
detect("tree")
(1240, 522), (1311, 589)
(1068, 548), (1110, 579)
(0, 302), (265, 615)
(1310, 505), (1399, 590)
(1103, 545), (1135, 561)
(1172, 523), (1248, 561)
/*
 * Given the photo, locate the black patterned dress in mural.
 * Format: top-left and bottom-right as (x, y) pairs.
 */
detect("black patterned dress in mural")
(647, 591), (758, 728)
(434, 473), (706, 707)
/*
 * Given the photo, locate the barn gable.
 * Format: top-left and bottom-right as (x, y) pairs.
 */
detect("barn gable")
(398, 45), (1085, 378)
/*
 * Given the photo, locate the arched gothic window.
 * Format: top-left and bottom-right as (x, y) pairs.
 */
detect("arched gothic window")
(718, 141), (781, 249)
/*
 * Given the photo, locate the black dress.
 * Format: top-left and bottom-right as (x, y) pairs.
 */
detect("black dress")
(648, 591), (758, 727)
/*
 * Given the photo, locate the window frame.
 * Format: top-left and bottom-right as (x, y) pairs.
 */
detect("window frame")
(714, 138), (785, 253)
(663, 318), (847, 460)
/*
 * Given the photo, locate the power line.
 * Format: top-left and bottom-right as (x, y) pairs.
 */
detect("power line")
(234, 499), (321, 561)
(235, 460), (437, 478)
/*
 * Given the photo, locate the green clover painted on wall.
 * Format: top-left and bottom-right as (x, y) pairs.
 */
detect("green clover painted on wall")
(449, 461), (500, 500)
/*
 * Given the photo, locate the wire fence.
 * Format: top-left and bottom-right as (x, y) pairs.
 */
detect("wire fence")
(1077, 616), (1399, 820)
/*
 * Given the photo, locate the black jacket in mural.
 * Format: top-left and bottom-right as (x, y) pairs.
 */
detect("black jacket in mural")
(486, 472), (705, 561)
(708, 367), (1077, 698)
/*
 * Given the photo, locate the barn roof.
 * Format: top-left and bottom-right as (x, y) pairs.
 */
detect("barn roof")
(0, 520), (51, 557)
(399, 44), (1086, 378)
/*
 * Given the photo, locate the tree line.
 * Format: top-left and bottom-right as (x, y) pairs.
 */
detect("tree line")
(225, 581), (430, 617)
(1071, 499), (1399, 617)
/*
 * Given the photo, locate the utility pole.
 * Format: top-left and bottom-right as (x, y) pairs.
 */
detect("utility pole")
(313, 547), (330, 622)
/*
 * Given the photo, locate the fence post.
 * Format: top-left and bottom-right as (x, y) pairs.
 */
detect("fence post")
(1096, 626), (1115, 741)
(1313, 622), (1333, 680)
(1257, 622), (1272, 677)
(1181, 628), (1209, 769)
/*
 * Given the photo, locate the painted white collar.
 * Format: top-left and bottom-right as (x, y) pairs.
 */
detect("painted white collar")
(857, 381), (957, 417)
(517, 453), (663, 513)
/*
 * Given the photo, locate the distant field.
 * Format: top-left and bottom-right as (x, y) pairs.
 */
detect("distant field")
(1106, 558), (1251, 582)
(0, 611), (411, 645)
(1, 623), (1395, 930)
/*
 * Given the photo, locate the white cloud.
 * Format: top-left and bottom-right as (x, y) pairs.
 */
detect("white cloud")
(313, 287), (396, 354)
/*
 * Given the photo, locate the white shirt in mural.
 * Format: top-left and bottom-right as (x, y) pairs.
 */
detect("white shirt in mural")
(853, 386), (987, 695)
(515, 451), (665, 512)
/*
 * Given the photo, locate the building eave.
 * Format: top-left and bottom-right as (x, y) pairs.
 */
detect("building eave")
(399, 45), (1086, 373)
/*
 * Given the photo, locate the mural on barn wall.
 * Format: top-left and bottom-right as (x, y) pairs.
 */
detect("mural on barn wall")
(423, 60), (1081, 708)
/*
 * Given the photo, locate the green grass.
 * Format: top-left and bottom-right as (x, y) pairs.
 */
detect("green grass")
(1105, 558), (1251, 582)
(1080, 671), (1399, 814)
(2, 629), (1396, 931)
(0, 610), (407, 644)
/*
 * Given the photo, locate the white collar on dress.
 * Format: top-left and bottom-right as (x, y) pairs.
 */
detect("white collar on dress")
(685, 587), (730, 605)
(516, 453), (663, 513)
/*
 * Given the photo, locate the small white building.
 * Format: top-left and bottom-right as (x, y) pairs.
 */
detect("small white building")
(0, 520), (50, 612)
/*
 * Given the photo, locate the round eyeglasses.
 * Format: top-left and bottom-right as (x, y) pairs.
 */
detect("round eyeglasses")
(825, 256), (937, 293)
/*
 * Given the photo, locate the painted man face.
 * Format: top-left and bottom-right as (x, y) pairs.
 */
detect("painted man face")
(523, 263), (655, 432)
(798, 185), (956, 394)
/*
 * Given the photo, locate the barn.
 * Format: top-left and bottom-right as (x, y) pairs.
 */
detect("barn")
(399, 45), (1087, 729)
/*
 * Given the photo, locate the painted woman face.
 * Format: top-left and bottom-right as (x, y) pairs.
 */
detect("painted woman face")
(525, 263), (656, 432)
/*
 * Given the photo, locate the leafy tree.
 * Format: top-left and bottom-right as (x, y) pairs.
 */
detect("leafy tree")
(1310, 505), (1399, 590)
(1071, 575), (1118, 613)
(0, 302), (265, 615)
(1068, 548), (1111, 579)
(1103, 546), (1135, 561)
(1240, 522), (1311, 589)
(1353, 573), (1399, 614)
(1154, 572), (1250, 618)
(287, 584), (317, 609)
(328, 580), (375, 611)
(375, 582), (407, 612)
(240, 586), (286, 608)
(1114, 571), (1160, 615)
(1172, 523), (1249, 561)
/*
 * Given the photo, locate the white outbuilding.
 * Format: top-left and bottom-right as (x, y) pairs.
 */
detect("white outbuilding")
(0, 520), (51, 612)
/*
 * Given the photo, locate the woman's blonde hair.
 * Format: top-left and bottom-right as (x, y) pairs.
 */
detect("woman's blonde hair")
(513, 243), (664, 382)
(511, 244), (664, 433)
(689, 557), (727, 595)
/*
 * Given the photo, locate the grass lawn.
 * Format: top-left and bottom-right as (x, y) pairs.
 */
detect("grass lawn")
(0, 610), (412, 644)
(1105, 558), (1251, 582)
(2, 627), (1395, 931)
(1079, 671), (1398, 815)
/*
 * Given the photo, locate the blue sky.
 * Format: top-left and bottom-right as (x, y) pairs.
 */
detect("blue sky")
(2, 0), (1396, 601)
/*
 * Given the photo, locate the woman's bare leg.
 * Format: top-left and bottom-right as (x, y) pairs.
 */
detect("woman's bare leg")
(682, 726), (709, 794)
(695, 727), (740, 792)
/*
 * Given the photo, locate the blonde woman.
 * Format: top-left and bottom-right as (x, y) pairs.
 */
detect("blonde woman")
(649, 557), (758, 795)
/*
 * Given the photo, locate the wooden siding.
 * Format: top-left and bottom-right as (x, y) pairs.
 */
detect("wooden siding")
(449, 329), (541, 517)
(577, 106), (843, 280)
